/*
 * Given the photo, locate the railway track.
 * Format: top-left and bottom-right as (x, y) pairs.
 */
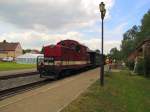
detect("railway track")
(0, 71), (38, 80)
(0, 67), (97, 101)
(0, 79), (51, 100)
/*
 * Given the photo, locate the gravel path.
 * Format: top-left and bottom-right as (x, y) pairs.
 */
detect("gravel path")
(0, 75), (44, 91)
(0, 68), (100, 112)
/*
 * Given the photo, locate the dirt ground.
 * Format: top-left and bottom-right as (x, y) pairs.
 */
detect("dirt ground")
(0, 68), (100, 112)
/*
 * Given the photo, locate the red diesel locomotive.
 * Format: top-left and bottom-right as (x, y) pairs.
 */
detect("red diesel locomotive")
(37, 39), (100, 79)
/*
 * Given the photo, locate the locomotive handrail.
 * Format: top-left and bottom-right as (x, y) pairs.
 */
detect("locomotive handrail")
(37, 56), (44, 71)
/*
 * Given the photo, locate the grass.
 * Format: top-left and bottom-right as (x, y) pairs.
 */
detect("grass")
(61, 70), (150, 112)
(0, 62), (36, 71)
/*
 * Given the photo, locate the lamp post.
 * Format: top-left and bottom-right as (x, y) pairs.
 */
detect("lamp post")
(99, 2), (106, 86)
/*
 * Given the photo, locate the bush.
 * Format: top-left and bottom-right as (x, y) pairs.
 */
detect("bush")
(126, 60), (135, 70)
(134, 57), (144, 75)
(144, 56), (150, 77)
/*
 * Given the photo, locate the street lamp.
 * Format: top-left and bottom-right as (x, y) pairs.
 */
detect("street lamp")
(99, 2), (106, 86)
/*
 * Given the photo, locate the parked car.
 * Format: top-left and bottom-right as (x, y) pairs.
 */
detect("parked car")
(2, 57), (14, 62)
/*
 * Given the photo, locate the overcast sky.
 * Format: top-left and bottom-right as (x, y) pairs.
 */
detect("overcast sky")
(0, 0), (150, 53)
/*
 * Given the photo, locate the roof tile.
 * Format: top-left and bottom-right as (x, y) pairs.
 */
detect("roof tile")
(0, 42), (19, 51)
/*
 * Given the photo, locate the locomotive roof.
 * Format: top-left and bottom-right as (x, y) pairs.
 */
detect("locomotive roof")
(57, 39), (87, 47)
(57, 39), (79, 44)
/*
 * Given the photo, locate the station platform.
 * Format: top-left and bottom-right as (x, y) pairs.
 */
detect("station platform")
(0, 68), (100, 112)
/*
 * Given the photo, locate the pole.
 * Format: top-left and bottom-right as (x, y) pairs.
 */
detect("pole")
(100, 18), (104, 86)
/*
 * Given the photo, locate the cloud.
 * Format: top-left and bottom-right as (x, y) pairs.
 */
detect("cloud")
(105, 22), (128, 40)
(83, 39), (121, 54)
(0, 0), (118, 54)
(0, 30), (120, 53)
(0, 0), (114, 31)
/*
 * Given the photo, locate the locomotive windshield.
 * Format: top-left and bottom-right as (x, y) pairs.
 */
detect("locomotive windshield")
(60, 41), (65, 46)
(75, 45), (81, 52)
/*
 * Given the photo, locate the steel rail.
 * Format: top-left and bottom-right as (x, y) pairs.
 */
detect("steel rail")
(0, 71), (38, 80)
(0, 79), (51, 100)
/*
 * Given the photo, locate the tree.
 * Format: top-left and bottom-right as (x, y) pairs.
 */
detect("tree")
(41, 47), (44, 54)
(135, 10), (150, 44)
(23, 49), (32, 54)
(120, 25), (139, 60)
(109, 47), (122, 61)
(140, 10), (150, 36)
(120, 9), (150, 74)
(95, 49), (100, 53)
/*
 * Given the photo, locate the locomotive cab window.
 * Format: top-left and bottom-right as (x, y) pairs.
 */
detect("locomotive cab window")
(75, 45), (81, 52)
(70, 43), (76, 50)
(61, 41), (65, 46)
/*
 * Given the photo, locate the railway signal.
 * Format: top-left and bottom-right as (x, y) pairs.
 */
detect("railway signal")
(99, 2), (106, 86)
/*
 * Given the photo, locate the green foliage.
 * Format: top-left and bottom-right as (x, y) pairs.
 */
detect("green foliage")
(109, 47), (122, 61)
(41, 47), (44, 53)
(61, 71), (150, 112)
(135, 10), (150, 45)
(126, 60), (135, 70)
(139, 10), (150, 37)
(120, 10), (150, 60)
(118, 9), (150, 76)
(144, 56), (150, 77)
(0, 62), (35, 71)
(134, 57), (144, 75)
(95, 49), (100, 53)
(23, 49), (32, 54)
(106, 10), (150, 63)
(121, 25), (139, 60)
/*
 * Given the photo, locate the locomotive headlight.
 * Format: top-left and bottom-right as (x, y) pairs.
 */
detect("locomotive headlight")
(56, 61), (61, 66)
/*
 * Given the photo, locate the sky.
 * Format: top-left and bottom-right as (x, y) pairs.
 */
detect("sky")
(0, 0), (150, 53)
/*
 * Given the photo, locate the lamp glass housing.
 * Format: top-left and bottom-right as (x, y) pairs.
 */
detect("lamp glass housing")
(103, 9), (106, 16)
(99, 2), (106, 19)
(99, 2), (105, 12)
